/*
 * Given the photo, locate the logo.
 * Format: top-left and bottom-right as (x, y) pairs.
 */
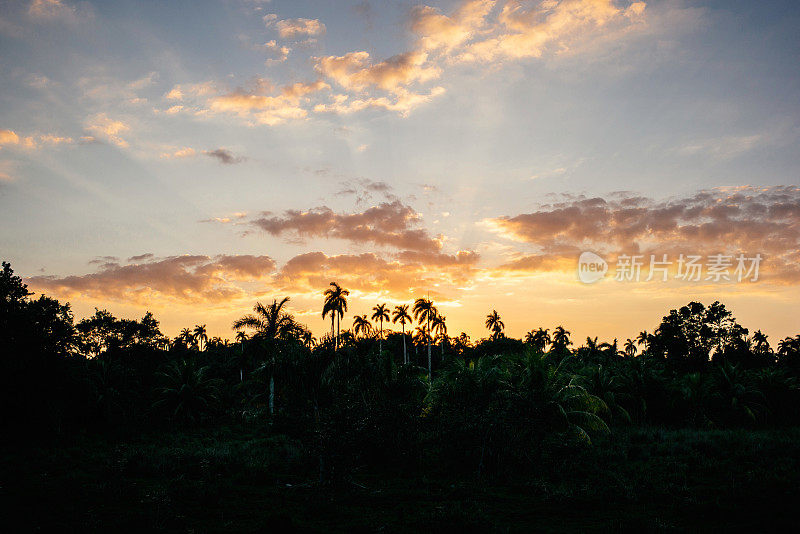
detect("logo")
(578, 251), (608, 284)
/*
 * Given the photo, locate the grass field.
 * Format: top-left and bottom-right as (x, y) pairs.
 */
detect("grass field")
(4, 425), (800, 532)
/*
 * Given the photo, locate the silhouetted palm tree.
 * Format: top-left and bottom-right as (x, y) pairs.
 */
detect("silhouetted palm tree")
(752, 330), (770, 354)
(153, 359), (222, 422)
(413, 326), (431, 363)
(485, 310), (504, 340)
(234, 330), (247, 382)
(179, 327), (193, 349)
(525, 328), (550, 352)
(413, 298), (437, 380)
(392, 304), (412, 364)
(552, 325), (572, 352)
(624, 338), (637, 357)
(371, 303), (390, 353)
(352, 314), (372, 339)
(636, 330), (650, 351)
(193, 324), (208, 351)
(432, 313), (447, 360)
(322, 282), (349, 351)
(233, 297), (294, 415)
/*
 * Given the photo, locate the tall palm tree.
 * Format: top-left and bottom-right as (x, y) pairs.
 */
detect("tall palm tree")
(322, 282), (349, 351)
(624, 338), (637, 357)
(234, 330), (247, 382)
(352, 314), (372, 339)
(392, 304), (412, 364)
(413, 298), (437, 380)
(193, 324), (208, 352)
(233, 297), (294, 415)
(552, 325), (572, 352)
(431, 313), (447, 360)
(371, 303), (390, 353)
(485, 310), (504, 340)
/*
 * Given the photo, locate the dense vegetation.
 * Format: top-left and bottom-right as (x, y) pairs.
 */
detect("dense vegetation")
(3, 261), (800, 531)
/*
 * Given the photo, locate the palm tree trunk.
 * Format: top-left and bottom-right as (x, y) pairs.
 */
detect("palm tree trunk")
(402, 324), (407, 364)
(427, 317), (432, 380)
(379, 319), (383, 354)
(269, 375), (275, 415)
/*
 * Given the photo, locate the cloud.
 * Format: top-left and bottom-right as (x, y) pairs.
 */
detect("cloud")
(0, 160), (15, 183)
(250, 200), (443, 253)
(314, 50), (440, 94)
(262, 40), (290, 63)
(455, 0), (646, 63)
(411, 0), (496, 53)
(159, 146), (245, 164)
(275, 250), (475, 298)
(78, 71), (157, 104)
(160, 147), (196, 159)
(28, 254), (277, 304)
(204, 148), (245, 164)
(84, 113), (129, 148)
(313, 87), (446, 117)
(200, 212), (248, 224)
(677, 134), (766, 160)
(153, 1), (651, 123)
(28, 0), (94, 24)
(335, 178), (396, 203)
(0, 129), (74, 150)
(28, 248), (478, 305)
(127, 253), (154, 262)
(183, 78), (330, 125)
(265, 15), (326, 39)
(487, 186), (800, 283)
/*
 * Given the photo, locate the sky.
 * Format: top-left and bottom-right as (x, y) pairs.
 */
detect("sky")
(1, 0), (799, 345)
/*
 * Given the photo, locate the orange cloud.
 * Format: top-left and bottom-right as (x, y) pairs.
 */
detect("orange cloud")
(275, 250), (476, 298)
(84, 113), (129, 147)
(313, 87), (445, 117)
(488, 186), (800, 283)
(0, 129), (74, 150)
(457, 0), (646, 62)
(206, 79), (329, 125)
(411, 0), (496, 53)
(28, 254), (278, 304)
(314, 50), (440, 94)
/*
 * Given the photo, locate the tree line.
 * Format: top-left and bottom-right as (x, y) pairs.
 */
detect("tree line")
(3, 261), (800, 478)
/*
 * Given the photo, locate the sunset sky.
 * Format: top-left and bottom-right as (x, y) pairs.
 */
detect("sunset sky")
(2, 0), (799, 344)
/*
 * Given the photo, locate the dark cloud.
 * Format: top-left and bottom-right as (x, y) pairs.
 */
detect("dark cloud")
(489, 186), (800, 282)
(127, 253), (154, 262)
(204, 148), (245, 164)
(250, 200), (441, 252)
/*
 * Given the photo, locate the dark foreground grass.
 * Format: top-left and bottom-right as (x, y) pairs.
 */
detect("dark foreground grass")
(3, 426), (800, 532)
